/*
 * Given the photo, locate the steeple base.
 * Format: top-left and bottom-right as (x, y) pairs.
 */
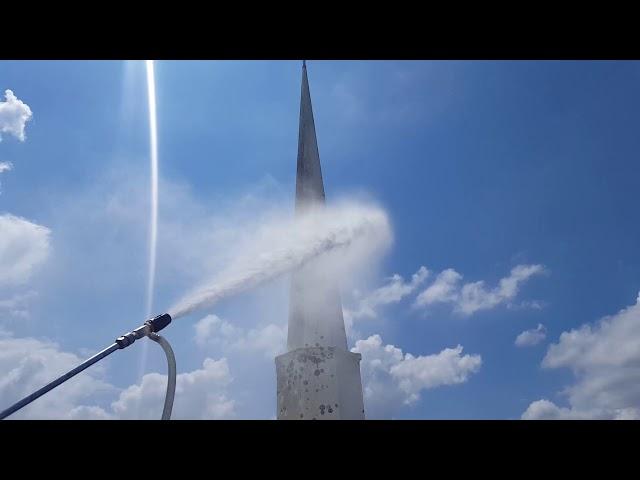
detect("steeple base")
(276, 347), (365, 420)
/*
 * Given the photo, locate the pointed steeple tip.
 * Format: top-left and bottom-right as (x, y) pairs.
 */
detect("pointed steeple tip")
(303, 60), (306, 69)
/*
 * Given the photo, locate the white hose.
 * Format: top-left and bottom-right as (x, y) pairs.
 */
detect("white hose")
(148, 333), (176, 420)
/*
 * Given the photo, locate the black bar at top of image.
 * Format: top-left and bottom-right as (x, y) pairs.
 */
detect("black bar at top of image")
(2, 13), (639, 60)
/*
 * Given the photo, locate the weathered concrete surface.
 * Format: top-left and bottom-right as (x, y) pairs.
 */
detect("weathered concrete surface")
(276, 347), (365, 420)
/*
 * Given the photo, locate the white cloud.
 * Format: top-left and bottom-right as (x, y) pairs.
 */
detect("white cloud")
(457, 265), (545, 315)
(392, 345), (482, 393)
(521, 399), (640, 420)
(0, 214), (51, 287)
(232, 324), (287, 359)
(0, 90), (33, 142)
(522, 293), (640, 420)
(194, 314), (286, 359)
(415, 268), (461, 307)
(414, 264), (545, 316)
(194, 314), (242, 348)
(0, 331), (113, 419)
(515, 323), (547, 347)
(347, 266), (429, 321)
(111, 358), (235, 420)
(0, 291), (37, 319)
(68, 405), (116, 420)
(521, 399), (586, 420)
(508, 300), (546, 311)
(343, 266), (428, 340)
(352, 334), (481, 418)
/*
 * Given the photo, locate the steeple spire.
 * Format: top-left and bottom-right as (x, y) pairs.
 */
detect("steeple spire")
(295, 59), (325, 212)
(289, 61), (345, 351)
(275, 62), (365, 420)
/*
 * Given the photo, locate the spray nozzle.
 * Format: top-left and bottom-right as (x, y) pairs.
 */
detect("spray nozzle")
(115, 313), (172, 349)
(145, 313), (172, 333)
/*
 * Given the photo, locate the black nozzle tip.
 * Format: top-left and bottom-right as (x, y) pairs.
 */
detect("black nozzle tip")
(146, 313), (172, 333)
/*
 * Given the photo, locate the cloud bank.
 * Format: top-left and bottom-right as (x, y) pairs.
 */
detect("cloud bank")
(352, 334), (481, 418)
(415, 264), (545, 315)
(522, 293), (640, 420)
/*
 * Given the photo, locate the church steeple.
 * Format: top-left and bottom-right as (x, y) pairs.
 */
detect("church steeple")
(275, 61), (365, 420)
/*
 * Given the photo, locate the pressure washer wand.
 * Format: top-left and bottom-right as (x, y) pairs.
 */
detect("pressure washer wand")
(0, 313), (172, 420)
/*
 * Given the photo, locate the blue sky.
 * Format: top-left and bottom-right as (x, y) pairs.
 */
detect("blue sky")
(2, 60), (640, 419)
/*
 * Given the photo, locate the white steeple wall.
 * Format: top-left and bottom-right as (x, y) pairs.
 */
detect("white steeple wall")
(276, 62), (365, 420)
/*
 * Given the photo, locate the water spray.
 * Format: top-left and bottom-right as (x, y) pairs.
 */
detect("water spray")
(0, 313), (176, 420)
(0, 201), (391, 420)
